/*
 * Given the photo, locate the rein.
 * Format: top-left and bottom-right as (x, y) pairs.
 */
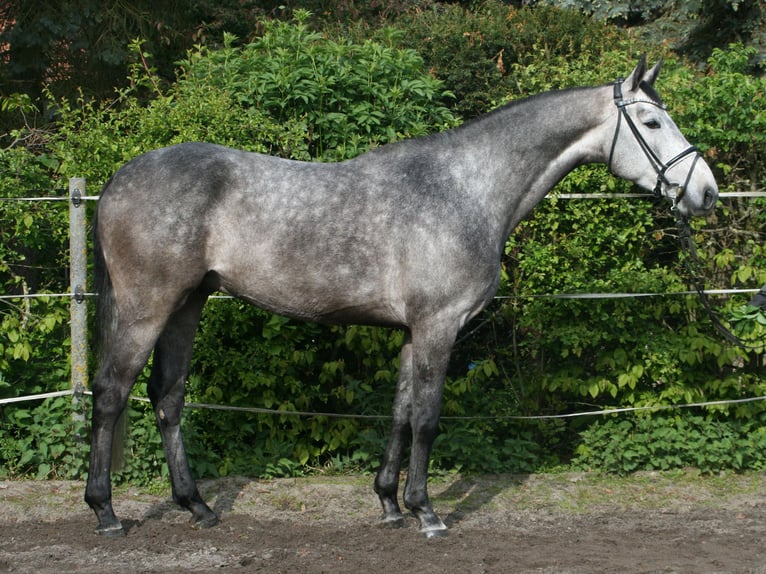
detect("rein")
(674, 213), (759, 349)
(608, 79), (701, 203)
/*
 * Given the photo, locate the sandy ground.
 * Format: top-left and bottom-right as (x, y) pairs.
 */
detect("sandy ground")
(2, 471), (766, 573)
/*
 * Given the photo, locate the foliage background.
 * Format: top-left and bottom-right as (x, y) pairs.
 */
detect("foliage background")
(0, 1), (764, 482)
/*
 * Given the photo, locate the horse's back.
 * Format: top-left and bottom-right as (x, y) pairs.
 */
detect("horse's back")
(96, 143), (399, 321)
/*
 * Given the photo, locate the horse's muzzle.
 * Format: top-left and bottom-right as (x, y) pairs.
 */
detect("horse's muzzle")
(674, 184), (718, 217)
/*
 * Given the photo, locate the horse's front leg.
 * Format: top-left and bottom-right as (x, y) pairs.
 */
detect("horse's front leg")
(401, 326), (454, 538)
(374, 334), (413, 528)
(376, 326), (454, 536)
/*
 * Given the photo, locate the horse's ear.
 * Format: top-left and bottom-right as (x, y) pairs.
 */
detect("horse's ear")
(643, 58), (663, 87)
(625, 54), (648, 92)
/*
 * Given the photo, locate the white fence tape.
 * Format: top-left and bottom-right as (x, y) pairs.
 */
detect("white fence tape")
(3, 388), (765, 422)
(5, 288), (757, 303)
(0, 292), (97, 301)
(0, 390), (75, 405)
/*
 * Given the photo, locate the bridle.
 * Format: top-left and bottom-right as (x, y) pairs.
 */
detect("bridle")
(607, 78), (701, 211)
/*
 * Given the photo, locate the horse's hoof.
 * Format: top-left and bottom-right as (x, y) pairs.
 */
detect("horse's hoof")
(191, 513), (220, 530)
(420, 525), (449, 539)
(95, 523), (126, 537)
(378, 513), (406, 529)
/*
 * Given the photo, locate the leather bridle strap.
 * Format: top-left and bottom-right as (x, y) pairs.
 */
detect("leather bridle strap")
(607, 79), (700, 202)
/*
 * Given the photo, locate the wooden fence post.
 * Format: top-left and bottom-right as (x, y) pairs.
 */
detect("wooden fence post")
(69, 178), (88, 421)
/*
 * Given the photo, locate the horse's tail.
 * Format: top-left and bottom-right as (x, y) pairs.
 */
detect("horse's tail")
(92, 197), (128, 472)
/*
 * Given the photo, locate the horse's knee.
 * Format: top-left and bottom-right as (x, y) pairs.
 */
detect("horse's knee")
(149, 373), (187, 425)
(413, 414), (439, 439)
(374, 470), (396, 495)
(91, 372), (132, 420)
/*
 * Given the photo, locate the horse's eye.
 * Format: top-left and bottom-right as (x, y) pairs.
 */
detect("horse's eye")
(644, 119), (661, 130)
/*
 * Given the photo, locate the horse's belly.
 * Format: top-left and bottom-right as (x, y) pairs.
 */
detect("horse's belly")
(221, 283), (403, 327)
(213, 254), (405, 327)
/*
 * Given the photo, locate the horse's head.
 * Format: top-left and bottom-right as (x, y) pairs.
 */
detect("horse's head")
(607, 56), (718, 218)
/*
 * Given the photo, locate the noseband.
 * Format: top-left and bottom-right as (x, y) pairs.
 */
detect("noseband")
(607, 79), (701, 209)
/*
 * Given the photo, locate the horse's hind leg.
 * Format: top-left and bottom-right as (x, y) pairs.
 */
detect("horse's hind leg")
(147, 290), (218, 529)
(85, 319), (164, 536)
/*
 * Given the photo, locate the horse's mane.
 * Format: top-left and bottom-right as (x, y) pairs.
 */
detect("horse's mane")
(354, 82), (615, 159)
(450, 84), (593, 133)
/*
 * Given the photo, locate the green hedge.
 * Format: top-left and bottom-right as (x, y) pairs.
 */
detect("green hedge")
(0, 7), (764, 482)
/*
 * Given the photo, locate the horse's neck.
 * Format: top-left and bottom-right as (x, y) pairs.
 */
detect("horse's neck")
(455, 86), (611, 238)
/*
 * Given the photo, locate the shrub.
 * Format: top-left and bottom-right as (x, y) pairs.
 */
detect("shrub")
(0, 397), (89, 480)
(180, 11), (458, 160)
(573, 413), (766, 473)
(0, 147), (70, 401)
(387, 1), (633, 118)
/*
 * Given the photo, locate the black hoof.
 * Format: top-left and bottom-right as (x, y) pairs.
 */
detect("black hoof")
(191, 513), (220, 530)
(414, 509), (448, 538)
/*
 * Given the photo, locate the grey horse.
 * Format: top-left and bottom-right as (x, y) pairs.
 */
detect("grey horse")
(85, 56), (718, 537)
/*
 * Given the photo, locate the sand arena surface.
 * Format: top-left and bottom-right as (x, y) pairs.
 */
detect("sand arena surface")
(2, 471), (766, 573)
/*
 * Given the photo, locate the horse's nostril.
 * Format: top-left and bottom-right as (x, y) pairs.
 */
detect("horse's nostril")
(703, 186), (718, 211)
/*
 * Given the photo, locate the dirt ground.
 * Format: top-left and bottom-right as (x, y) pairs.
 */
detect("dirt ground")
(2, 471), (766, 573)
